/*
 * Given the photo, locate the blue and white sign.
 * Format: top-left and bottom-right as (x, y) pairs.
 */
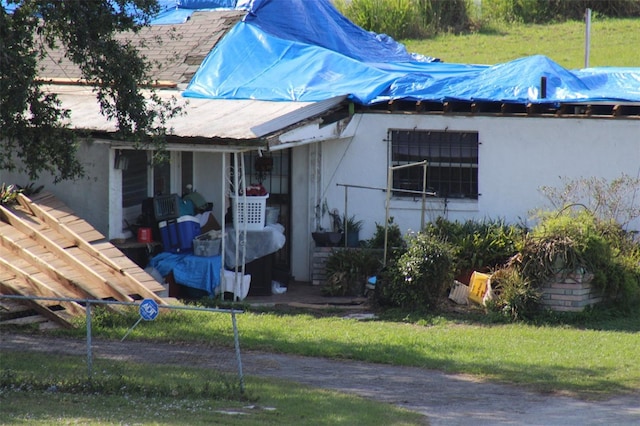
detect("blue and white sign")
(139, 298), (159, 321)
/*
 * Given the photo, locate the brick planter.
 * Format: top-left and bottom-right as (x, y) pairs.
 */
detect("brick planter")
(541, 270), (602, 312)
(312, 247), (334, 286)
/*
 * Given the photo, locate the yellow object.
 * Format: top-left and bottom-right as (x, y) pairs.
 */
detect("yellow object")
(468, 271), (491, 304)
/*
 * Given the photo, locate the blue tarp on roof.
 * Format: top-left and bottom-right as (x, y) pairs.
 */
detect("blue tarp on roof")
(181, 22), (419, 104)
(5, 0), (639, 105)
(241, 0), (435, 64)
(182, 0), (640, 105)
(148, 0), (241, 24)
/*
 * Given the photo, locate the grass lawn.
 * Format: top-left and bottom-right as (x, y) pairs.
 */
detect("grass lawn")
(45, 305), (640, 400)
(402, 18), (640, 68)
(0, 351), (423, 425)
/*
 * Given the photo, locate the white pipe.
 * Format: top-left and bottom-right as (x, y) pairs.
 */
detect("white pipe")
(220, 152), (227, 300)
(585, 8), (591, 68)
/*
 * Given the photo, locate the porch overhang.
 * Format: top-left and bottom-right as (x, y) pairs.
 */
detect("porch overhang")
(266, 113), (357, 151)
(46, 84), (335, 148)
(252, 95), (356, 151)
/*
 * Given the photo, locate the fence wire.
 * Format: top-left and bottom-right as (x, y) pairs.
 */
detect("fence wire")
(0, 294), (246, 393)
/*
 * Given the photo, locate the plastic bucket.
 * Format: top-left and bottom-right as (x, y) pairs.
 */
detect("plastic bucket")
(265, 207), (280, 225)
(137, 227), (152, 243)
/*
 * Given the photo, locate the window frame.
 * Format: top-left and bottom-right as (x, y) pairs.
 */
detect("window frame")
(389, 129), (479, 200)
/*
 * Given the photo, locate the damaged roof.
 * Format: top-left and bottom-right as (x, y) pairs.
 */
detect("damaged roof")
(35, 9), (344, 144)
(0, 192), (167, 329)
(39, 10), (245, 86)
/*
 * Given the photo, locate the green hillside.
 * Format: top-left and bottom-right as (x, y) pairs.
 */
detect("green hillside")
(402, 18), (640, 68)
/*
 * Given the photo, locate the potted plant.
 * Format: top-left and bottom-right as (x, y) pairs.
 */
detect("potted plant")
(312, 200), (343, 247)
(342, 214), (363, 247)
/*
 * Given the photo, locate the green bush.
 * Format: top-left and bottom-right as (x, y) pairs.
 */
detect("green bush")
(334, 0), (640, 40)
(518, 210), (640, 306)
(424, 217), (525, 278)
(323, 248), (382, 297)
(485, 267), (541, 320)
(374, 232), (455, 309)
(480, 0), (640, 24)
(0, 182), (44, 205)
(334, 0), (472, 39)
(367, 208), (638, 315)
(366, 217), (406, 251)
(0, 183), (19, 205)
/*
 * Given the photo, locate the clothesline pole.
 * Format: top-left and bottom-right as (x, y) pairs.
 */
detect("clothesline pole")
(220, 152), (227, 301)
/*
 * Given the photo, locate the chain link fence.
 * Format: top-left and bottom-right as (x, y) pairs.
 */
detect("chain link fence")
(0, 294), (246, 393)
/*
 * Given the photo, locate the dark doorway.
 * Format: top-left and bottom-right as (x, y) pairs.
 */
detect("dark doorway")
(244, 150), (291, 274)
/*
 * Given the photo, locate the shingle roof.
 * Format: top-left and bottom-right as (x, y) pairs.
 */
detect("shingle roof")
(38, 10), (245, 85)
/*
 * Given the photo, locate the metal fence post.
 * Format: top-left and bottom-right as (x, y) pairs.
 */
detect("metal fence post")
(231, 310), (245, 393)
(86, 300), (93, 378)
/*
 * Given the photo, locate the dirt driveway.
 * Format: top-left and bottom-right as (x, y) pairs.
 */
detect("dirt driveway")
(2, 333), (639, 425)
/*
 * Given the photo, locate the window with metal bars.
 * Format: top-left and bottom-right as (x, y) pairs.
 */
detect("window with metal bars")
(390, 129), (479, 199)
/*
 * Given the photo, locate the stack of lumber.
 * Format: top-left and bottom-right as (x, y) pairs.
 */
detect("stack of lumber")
(0, 192), (167, 329)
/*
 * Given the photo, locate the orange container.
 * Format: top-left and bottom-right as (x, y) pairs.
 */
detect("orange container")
(137, 227), (152, 243)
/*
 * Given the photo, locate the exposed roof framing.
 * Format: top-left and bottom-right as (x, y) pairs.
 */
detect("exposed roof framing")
(360, 100), (640, 119)
(0, 192), (167, 329)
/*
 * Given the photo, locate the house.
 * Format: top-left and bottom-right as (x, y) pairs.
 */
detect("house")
(2, 0), (639, 290)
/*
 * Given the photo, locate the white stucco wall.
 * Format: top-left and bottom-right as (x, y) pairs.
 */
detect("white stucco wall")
(289, 113), (640, 281)
(1, 140), (112, 238)
(192, 152), (228, 225)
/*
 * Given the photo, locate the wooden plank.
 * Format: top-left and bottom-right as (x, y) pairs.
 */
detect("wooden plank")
(66, 246), (164, 297)
(0, 204), (134, 302)
(31, 193), (71, 212)
(0, 298), (33, 314)
(26, 193), (105, 243)
(0, 257), (85, 316)
(0, 274), (81, 319)
(0, 280), (75, 328)
(1, 192), (166, 325)
(1, 315), (49, 326)
(30, 192), (104, 237)
(0, 232), (117, 303)
(17, 194), (165, 305)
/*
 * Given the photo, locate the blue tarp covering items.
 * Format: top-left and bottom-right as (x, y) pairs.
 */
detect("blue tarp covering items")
(150, 252), (221, 294)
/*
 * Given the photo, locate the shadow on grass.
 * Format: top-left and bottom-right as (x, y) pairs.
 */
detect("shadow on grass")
(237, 328), (637, 399)
(474, 25), (509, 36)
(247, 302), (640, 334)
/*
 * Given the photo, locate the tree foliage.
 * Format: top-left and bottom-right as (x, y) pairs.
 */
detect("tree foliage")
(0, 1), (180, 182)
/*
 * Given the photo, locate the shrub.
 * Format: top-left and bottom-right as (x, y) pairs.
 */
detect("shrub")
(323, 248), (382, 297)
(517, 210), (640, 307)
(0, 182), (44, 205)
(538, 173), (640, 232)
(480, 0), (640, 24)
(424, 217), (526, 278)
(374, 232), (455, 309)
(335, 0), (640, 40)
(0, 183), (19, 205)
(334, 0), (472, 39)
(485, 267), (541, 320)
(366, 217), (406, 252)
